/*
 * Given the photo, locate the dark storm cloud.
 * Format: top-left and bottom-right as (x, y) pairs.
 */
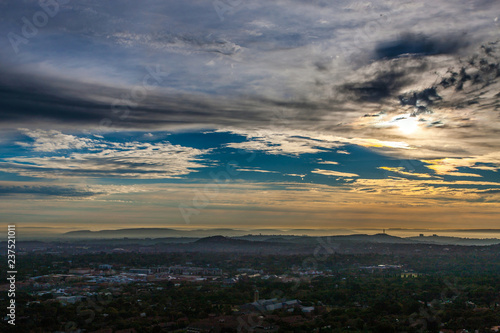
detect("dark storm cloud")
(0, 0), (498, 134)
(1, 44), (496, 133)
(1, 38), (498, 133)
(334, 39), (500, 121)
(438, 42), (500, 91)
(374, 33), (470, 60)
(338, 71), (407, 102)
(337, 59), (428, 103)
(0, 67), (328, 130)
(397, 40), (500, 115)
(398, 87), (441, 116)
(0, 184), (100, 197)
(0, 74), (109, 124)
(399, 88), (441, 107)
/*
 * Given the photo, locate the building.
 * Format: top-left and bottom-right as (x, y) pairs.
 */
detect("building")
(99, 264), (112, 270)
(301, 306), (315, 313)
(241, 298), (306, 313)
(129, 268), (151, 275)
(401, 272), (421, 278)
(69, 268), (92, 275)
(167, 266), (222, 276)
(56, 296), (85, 304)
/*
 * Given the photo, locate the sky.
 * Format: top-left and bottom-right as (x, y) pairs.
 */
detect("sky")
(0, 0), (499, 233)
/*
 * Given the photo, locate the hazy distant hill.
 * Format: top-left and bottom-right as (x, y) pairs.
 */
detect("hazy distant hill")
(63, 228), (253, 238)
(57, 228), (500, 247)
(328, 233), (416, 244)
(62, 228), (357, 239)
(4, 232), (500, 256)
(408, 235), (500, 246)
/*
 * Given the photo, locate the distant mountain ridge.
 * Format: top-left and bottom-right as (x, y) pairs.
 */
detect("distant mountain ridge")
(58, 228), (500, 246)
(63, 228), (287, 238)
(62, 228), (361, 238)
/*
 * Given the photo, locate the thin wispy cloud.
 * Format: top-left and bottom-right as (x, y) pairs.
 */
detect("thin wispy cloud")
(3, 134), (211, 179)
(311, 169), (360, 178)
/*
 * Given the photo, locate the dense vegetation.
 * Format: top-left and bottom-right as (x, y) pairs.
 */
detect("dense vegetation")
(1, 251), (499, 332)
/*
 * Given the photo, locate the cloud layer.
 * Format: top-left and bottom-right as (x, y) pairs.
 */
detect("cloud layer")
(0, 0), (499, 229)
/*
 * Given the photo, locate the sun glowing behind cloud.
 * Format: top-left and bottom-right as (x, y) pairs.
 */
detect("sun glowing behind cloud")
(395, 117), (419, 135)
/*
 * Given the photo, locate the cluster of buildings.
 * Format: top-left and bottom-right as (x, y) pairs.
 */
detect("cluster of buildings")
(186, 293), (323, 332)
(150, 265), (222, 276)
(241, 297), (315, 314)
(21, 264), (226, 306)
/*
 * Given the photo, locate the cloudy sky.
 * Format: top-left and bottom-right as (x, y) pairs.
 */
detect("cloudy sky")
(1, 0), (499, 233)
